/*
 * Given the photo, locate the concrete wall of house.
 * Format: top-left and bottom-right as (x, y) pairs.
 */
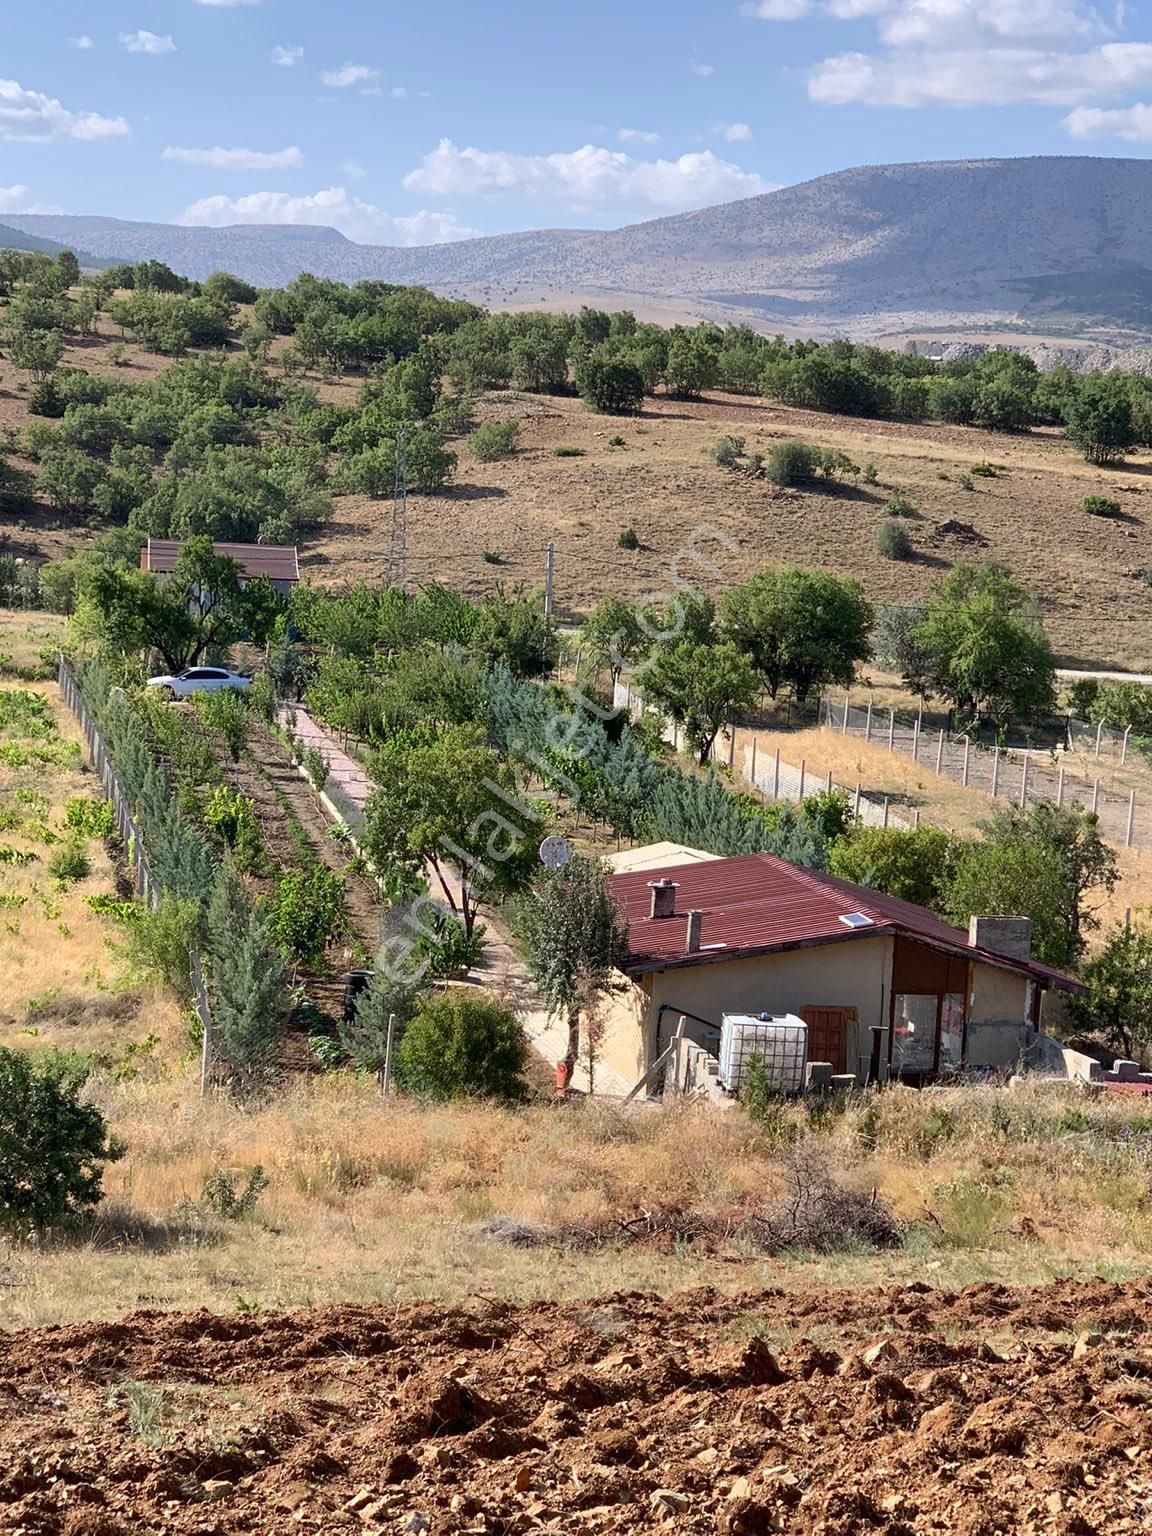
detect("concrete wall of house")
(967, 963), (1031, 1068)
(647, 935), (892, 1083)
(595, 976), (652, 1089)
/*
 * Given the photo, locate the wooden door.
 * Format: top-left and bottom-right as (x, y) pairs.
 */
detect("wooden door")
(799, 1007), (857, 1074)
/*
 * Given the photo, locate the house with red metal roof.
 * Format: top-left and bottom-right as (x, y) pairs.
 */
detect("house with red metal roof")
(141, 539), (300, 597)
(598, 850), (1084, 1093)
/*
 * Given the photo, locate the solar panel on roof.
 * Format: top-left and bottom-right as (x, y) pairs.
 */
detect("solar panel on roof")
(838, 912), (875, 929)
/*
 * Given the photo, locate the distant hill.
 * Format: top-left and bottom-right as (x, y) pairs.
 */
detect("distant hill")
(11, 157), (1152, 336)
(0, 221), (111, 269)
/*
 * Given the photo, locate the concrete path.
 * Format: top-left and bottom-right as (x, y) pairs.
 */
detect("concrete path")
(1058, 669), (1152, 686)
(276, 706), (633, 1097)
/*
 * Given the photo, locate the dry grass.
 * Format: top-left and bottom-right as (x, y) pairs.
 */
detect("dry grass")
(2, 1075), (1150, 1329)
(0, 610), (66, 672)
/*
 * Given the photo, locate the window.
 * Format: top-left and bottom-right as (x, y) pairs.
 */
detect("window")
(892, 995), (937, 1076)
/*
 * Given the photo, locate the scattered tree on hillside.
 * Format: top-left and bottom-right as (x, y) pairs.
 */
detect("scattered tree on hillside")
(575, 354), (645, 415)
(1064, 374), (1138, 465)
(720, 568), (873, 703)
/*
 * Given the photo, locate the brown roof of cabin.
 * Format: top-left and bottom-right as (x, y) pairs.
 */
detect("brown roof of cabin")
(141, 539), (300, 583)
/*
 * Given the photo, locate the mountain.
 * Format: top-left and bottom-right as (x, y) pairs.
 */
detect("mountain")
(10, 157), (1152, 337)
(0, 221), (112, 268)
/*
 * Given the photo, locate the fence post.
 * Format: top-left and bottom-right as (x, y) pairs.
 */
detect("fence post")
(383, 1013), (397, 1096)
(773, 748), (780, 802)
(728, 725), (736, 769)
(887, 709), (895, 753)
(911, 715), (920, 763)
(1019, 753), (1029, 809)
(798, 759), (806, 804)
(853, 783), (861, 820)
(1122, 727), (1131, 765)
(1092, 778), (1100, 814)
(865, 694), (873, 743)
(914, 809), (921, 829)
(883, 797), (890, 829)
(1095, 720), (1104, 758)
(749, 737), (757, 786)
(962, 737), (970, 788)
(1127, 791), (1137, 849)
(991, 745), (1000, 798)
(936, 729), (945, 776)
(842, 694), (850, 734)
(1057, 766), (1065, 808)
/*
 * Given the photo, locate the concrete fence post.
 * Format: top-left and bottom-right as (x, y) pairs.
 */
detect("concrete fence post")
(773, 748), (781, 801)
(749, 737), (757, 786)
(798, 759), (806, 804)
(826, 767), (833, 794)
(962, 736), (970, 788)
(912, 716), (921, 762)
(1019, 753), (1029, 809)
(1092, 778), (1100, 814)
(842, 694), (850, 734)
(1095, 720), (1104, 758)
(1057, 766), (1065, 808)
(1122, 726), (1132, 765)
(728, 726), (736, 768)
(888, 708), (896, 753)
(1127, 791), (1137, 849)
(865, 693), (873, 743)
(854, 783), (862, 820)
(936, 729), (945, 776)
(883, 797), (890, 829)
(914, 809), (921, 828)
(991, 745), (1000, 799)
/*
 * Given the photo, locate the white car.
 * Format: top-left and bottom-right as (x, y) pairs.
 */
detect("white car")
(145, 666), (252, 699)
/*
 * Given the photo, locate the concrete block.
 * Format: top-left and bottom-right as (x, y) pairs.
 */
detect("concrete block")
(1114, 1060), (1141, 1082)
(806, 1061), (833, 1090)
(830, 1074), (858, 1092)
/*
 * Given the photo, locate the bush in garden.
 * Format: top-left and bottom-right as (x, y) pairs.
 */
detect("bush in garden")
(468, 419), (520, 462)
(397, 989), (527, 1101)
(266, 863), (349, 971)
(48, 843), (91, 885)
(207, 865), (290, 1092)
(0, 1046), (124, 1232)
(337, 969), (421, 1090)
(109, 896), (201, 999)
(64, 796), (114, 840)
(194, 688), (250, 764)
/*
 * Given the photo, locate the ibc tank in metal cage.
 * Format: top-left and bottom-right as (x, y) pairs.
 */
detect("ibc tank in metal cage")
(718, 1014), (808, 1096)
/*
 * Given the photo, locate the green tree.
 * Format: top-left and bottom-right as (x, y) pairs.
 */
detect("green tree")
(397, 989), (527, 1100)
(468, 419), (519, 461)
(914, 563), (1056, 727)
(640, 638), (759, 764)
(471, 588), (558, 678)
(7, 325), (64, 383)
(664, 327), (720, 399)
(337, 968), (421, 1090)
(872, 602), (935, 698)
(944, 802), (1117, 969)
(80, 537), (283, 672)
(1071, 923), (1152, 1061)
(266, 864), (350, 972)
(1064, 375), (1138, 466)
(582, 596), (647, 687)
(201, 271), (258, 306)
(364, 724), (542, 936)
(765, 440), (820, 487)
(828, 825), (960, 912)
(720, 567), (873, 703)
(0, 1047), (123, 1232)
(513, 853), (630, 1084)
(206, 864), (290, 1094)
(575, 354), (645, 414)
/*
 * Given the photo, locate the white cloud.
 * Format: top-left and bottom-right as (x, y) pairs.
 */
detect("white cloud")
(825, 0), (891, 14)
(163, 144), (303, 170)
(0, 79), (129, 142)
(69, 36), (95, 50)
(321, 62), (381, 88)
(391, 85), (408, 98)
(341, 160), (367, 178)
(120, 31), (177, 55)
(690, 61), (717, 75)
(0, 184), (31, 213)
(741, 0), (811, 18)
(877, 0), (1104, 50)
(618, 127), (661, 144)
(809, 41), (1152, 105)
(177, 186), (477, 245)
(403, 139), (770, 211)
(719, 121), (754, 140)
(1063, 100), (1152, 137)
(272, 45), (303, 67)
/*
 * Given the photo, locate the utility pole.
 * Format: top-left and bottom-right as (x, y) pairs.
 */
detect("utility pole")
(388, 427), (408, 592)
(544, 541), (555, 621)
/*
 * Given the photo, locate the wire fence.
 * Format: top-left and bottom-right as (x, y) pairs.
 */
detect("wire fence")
(613, 680), (909, 832)
(818, 693), (1147, 849)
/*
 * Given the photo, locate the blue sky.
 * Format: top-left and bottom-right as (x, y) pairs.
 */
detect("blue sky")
(3, 1), (1152, 245)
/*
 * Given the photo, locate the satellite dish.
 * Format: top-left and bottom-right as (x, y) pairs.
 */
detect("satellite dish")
(539, 835), (573, 870)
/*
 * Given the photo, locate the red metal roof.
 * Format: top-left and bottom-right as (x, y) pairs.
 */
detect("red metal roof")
(142, 539), (300, 583)
(610, 852), (1082, 992)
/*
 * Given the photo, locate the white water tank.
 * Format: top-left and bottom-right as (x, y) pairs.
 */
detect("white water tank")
(718, 1013), (808, 1096)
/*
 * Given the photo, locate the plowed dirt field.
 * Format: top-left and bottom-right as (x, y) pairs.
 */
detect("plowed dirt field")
(2, 1279), (1151, 1535)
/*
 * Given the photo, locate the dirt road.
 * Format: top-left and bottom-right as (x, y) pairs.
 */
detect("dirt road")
(1, 1278), (1149, 1534)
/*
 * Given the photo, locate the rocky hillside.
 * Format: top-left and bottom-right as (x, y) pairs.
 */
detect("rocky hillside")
(10, 156), (1152, 335)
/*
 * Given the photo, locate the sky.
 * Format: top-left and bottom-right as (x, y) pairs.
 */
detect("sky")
(3, 1), (1152, 247)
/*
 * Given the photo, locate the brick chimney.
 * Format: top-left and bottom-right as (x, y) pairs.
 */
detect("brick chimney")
(969, 915), (1032, 964)
(648, 878), (679, 919)
(686, 909), (704, 953)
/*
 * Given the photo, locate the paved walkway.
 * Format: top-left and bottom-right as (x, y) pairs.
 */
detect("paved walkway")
(276, 706), (633, 1096)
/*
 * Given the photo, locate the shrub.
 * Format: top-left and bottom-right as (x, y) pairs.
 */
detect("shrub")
(468, 419), (520, 462)
(266, 864), (349, 970)
(0, 1045), (123, 1232)
(200, 1165), (269, 1220)
(862, 462), (878, 485)
(194, 688), (250, 763)
(970, 460), (998, 477)
(109, 896), (200, 999)
(1082, 495), (1122, 518)
(301, 744), (330, 792)
(712, 435), (745, 469)
(617, 527), (640, 550)
(883, 493), (915, 517)
(553, 445), (586, 458)
(48, 843), (90, 885)
(875, 520), (913, 560)
(575, 355), (645, 415)
(414, 910), (488, 980)
(397, 989), (527, 1100)
(482, 550), (503, 565)
(64, 796), (114, 840)
(958, 472), (975, 491)
(766, 439), (819, 487)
